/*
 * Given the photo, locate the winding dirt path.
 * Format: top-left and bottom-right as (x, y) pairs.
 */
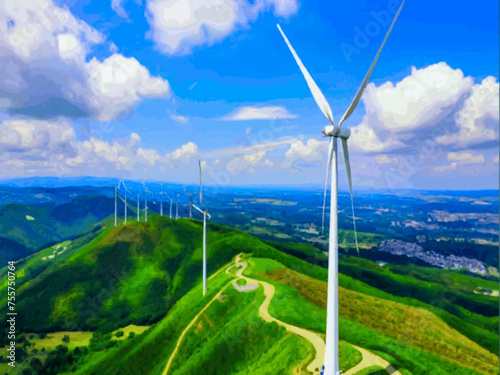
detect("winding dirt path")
(229, 255), (325, 375)
(163, 255), (401, 375)
(343, 345), (402, 375)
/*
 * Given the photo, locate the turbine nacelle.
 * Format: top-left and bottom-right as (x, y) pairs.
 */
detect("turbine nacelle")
(321, 126), (351, 140)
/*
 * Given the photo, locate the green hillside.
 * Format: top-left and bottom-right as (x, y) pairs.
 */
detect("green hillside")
(1, 215), (498, 375)
(0, 194), (113, 259)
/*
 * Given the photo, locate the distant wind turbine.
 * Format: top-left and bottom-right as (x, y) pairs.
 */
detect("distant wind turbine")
(117, 180), (131, 224)
(137, 193), (140, 221)
(115, 180), (130, 226)
(114, 186), (118, 227)
(192, 160), (211, 296)
(277, 2), (405, 374)
(144, 186), (152, 222)
(160, 185), (164, 217)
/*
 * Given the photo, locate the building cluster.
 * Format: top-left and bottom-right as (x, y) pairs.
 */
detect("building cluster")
(377, 239), (488, 275)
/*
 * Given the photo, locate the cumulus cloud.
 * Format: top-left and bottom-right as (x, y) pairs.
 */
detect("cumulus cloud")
(86, 55), (170, 121)
(170, 114), (189, 124)
(146, 0), (299, 55)
(0, 117), (167, 177)
(349, 63), (498, 155)
(447, 152), (485, 165)
(283, 138), (326, 166)
(0, 0), (170, 121)
(221, 105), (297, 121)
(166, 142), (199, 161)
(437, 76), (499, 148)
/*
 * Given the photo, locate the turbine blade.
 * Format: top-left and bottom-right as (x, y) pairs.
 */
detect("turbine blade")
(341, 138), (359, 253)
(277, 24), (336, 126)
(338, 0), (406, 127)
(191, 203), (204, 216)
(322, 138), (334, 236)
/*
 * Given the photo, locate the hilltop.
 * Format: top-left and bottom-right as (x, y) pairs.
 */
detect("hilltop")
(1, 216), (498, 374)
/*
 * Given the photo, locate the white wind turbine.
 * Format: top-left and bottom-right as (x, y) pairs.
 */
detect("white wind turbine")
(191, 160), (211, 296)
(117, 180), (131, 224)
(137, 193), (140, 221)
(159, 185), (164, 217)
(144, 186), (152, 222)
(114, 180), (130, 226)
(277, 2), (405, 374)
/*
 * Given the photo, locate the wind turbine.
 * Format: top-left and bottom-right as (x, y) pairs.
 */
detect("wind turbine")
(277, 2), (405, 375)
(144, 186), (152, 222)
(117, 180), (131, 224)
(114, 186), (118, 227)
(169, 196), (173, 219)
(137, 193), (140, 221)
(192, 160), (211, 296)
(159, 185), (164, 217)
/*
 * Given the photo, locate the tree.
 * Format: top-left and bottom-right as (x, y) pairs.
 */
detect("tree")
(30, 357), (44, 372)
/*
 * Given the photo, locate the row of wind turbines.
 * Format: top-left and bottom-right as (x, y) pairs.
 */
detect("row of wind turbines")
(114, 182), (182, 226)
(113, 160), (212, 297)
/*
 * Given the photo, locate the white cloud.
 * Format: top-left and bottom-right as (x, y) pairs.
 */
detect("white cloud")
(86, 55), (170, 121)
(146, 0), (299, 55)
(494, 155), (499, 164)
(375, 155), (392, 164)
(0, 118), (166, 177)
(0, 0), (170, 121)
(170, 114), (189, 124)
(0, 118), (75, 151)
(447, 152), (485, 165)
(166, 142), (199, 161)
(221, 105), (297, 121)
(348, 63), (499, 155)
(111, 0), (128, 18)
(350, 123), (403, 153)
(433, 163), (457, 173)
(437, 76), (499, 148)
(244, 150), (266, 164)
(284, 138), (325, 165)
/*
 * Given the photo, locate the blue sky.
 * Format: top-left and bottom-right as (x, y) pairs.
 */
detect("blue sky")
(0, 0), (498, 189)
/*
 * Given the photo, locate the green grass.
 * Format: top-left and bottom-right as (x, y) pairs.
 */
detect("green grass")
(339, 256), (499, 353)
(2, 215), (498, 375)
(354, 366), (388, 375)
(68, 260), (315, 375)
(339, 341), (362, 372)
(246, 257), (497, 375)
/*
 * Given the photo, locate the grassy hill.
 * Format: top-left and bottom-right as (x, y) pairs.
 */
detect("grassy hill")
(0, 194), (114, 261)
(1, 215), (498, 374)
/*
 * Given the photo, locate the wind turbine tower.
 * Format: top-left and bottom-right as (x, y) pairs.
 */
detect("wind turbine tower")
(192, 160), (211, 296)
(114, 186), (118, 227)
(144, 187), (151, 222)
(137, 193), (140, 221)
(277, 2), (405, 374)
